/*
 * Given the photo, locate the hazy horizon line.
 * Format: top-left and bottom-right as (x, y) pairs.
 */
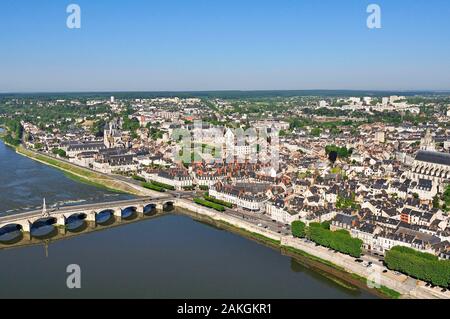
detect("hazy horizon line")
(1, 88), (450, 95)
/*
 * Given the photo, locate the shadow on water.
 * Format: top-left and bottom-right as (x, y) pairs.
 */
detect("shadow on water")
(289, 258), (361, 296)
(290, 257), (305, 273)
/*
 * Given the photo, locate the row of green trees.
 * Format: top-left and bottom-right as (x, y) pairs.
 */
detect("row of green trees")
(291, 221), (363, 258)
(204, 195), (233, 208)
(194, 198), (225, 211)
(291, 221), (307, 238)
(385, 246), (450, 287)
(142, 182), (166, 192)
(132, 175), (146, 182)
(149, 180), (175, 191)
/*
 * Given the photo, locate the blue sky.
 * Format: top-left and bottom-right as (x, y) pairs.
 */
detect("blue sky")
(0, 0), (449, 92)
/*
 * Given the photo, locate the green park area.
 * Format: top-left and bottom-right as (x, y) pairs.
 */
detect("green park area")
(292, 221), (363, 258)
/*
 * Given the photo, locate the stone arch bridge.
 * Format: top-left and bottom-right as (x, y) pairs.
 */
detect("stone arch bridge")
(0, 197), (177, 234)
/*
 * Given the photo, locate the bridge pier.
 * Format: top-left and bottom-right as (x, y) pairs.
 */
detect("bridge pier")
(86, 211), (97, 229)
(56, 216), (66, 227)
(22, 220), (31, 233)
(56, 215), (66, 235)
(113, 208), (122, 217)
(156, 203), (164, 211)
(56, 215), (67, 235)
(136, 205), (144, 217)
(86, 211), (96, 222)
(113, 208), (122, 222)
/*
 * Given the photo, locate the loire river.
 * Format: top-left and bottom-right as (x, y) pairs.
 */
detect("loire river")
(0, 139), (375, 298)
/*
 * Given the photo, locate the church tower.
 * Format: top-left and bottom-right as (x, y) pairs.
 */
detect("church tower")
(420, 129), (435, 151)
(104, 121), (115, 148)
(103, 120), (123, 149)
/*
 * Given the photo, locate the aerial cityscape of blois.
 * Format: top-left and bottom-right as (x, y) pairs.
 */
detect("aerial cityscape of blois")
(1, 0), (450, 308)
(1, 92), (450, 299)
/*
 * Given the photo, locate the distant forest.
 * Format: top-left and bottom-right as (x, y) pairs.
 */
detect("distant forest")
(0, 90), (448, 101)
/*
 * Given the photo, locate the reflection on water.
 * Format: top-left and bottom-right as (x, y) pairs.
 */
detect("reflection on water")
(96, 210), (114, 225)
(32, 226), (58, 239)
(0, 230), (23, 244)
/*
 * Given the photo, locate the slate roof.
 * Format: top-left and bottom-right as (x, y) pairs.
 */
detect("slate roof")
(415, 150), (450, 166)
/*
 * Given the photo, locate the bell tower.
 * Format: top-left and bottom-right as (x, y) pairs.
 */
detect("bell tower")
(420, 129), (435, 151)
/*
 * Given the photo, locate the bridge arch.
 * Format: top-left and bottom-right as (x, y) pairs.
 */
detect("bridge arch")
(65, 213), (87, 231)
(31, 217), (57, 228)
(163, 201), (175, 211)
(30, 217), (57, 238)
(121, 206), (137, 219)
(0, 224), (24, 243)
(144, 203), (157, 215)
(96, 209), (114, 224)
(67, 212), (87, 220)
(0, 223), (23, 236)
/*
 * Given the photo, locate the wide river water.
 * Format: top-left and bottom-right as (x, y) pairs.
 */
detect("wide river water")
(0, 138), (375, 298)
